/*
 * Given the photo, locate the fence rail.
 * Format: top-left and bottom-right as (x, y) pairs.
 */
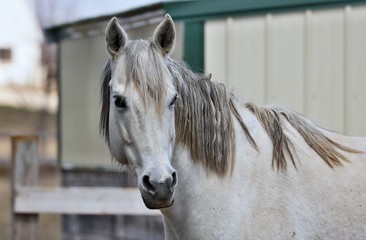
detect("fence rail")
(11, 136), (160, 240)
(14, 186), (158, 215)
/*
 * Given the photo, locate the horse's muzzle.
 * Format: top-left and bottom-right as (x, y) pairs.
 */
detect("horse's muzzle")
(139, 171), (177, 209)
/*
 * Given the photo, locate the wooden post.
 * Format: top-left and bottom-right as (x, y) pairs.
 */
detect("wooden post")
(11, 136), (39, 240)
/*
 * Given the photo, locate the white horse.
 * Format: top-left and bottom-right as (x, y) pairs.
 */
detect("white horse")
(100, 14), (366, 239)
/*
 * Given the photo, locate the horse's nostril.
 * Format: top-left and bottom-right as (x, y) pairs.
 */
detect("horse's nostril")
(142, 172), (177, 195)
(171, 171), (177, 188)
(142, 175), (155, 193)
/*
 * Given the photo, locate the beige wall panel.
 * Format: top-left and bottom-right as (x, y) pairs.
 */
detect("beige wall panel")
(227, 16), (266, 104)
(345, 6), (366, 136)
(266, 13), (305, 111)
(205, 20), (228, 85)
(305, 9), (345, 132)
(205, 5), (366, 136)
(61, 35), (111, 167)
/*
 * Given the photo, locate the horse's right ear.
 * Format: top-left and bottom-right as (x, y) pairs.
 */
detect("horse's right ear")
(105, 17), (127, 58)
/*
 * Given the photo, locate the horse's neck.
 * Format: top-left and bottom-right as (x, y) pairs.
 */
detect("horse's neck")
(162, 144), (235, 238)
(162, 138), (277, 239)
(162, 105), (366, 239)
(161, 111), (271, 238)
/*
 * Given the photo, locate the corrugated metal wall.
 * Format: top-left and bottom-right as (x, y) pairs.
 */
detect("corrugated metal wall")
(60, 34), (110, 166)
(205, 5), (366, 136)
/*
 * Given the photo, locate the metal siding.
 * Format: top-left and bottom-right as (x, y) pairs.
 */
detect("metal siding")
(306, 9), (345, 131)
(205, 5), (366, 135)
(266, 13), (305, 112)
(184, 22), (204, 73)
(345, 6), (366, 136)
(227, 16), (266, 104)
(165, 0), (366, 21)
(204, 20), (228, 85)
(60, 35), (111, 167)
(205, 17), (267, 103)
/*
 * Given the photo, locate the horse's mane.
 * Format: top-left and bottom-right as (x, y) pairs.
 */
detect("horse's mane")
(166, 59), (258, 175)
(244, 103), (361, 170)
(100, 58), (112, 146)
(100, 45), (360, 176)
(165, 59), (360, 174)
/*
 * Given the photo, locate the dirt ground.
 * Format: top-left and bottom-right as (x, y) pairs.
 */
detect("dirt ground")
(0, 169), (61, 240)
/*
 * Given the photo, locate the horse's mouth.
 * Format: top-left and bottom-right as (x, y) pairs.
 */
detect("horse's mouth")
(142, 197), (174, 209)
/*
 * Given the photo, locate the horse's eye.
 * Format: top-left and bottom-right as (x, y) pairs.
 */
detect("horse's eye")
(169, 94), (178, 107)
(113, 96), (128, 109)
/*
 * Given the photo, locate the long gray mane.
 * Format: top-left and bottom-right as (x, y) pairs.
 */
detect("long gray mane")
(166, 59), (257, 175)
(100, 42), (360, 175)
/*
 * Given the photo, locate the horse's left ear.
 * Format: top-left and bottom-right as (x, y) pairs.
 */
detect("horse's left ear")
(153, 14), (176, 56)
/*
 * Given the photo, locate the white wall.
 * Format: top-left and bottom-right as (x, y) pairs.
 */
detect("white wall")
(205, 5), (366, 136)
(0, 0), (43, 86)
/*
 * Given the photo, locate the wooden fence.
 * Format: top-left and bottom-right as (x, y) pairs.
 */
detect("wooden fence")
(11, 136), (161, 240)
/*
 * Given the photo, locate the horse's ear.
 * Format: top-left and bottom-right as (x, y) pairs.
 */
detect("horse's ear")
(153, 14), (176, 56)
(105, 17), (127, 57)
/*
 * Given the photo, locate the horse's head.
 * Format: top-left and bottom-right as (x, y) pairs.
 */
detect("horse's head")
(103, 15), (178, 209)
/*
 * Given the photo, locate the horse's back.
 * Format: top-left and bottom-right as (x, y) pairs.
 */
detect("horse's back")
(225, 111), (366, 239)
(291, 141), (366, 239)
(233, 130), (366, 239)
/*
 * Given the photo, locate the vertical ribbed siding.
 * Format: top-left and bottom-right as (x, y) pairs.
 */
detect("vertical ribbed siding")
(205, 5), (366, 136)
(60, 35), (111, 167)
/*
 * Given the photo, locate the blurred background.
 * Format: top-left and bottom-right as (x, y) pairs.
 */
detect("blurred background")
(1, 0), (366, 239)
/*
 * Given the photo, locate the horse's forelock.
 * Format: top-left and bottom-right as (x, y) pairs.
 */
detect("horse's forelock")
(122, 40), (170, 113)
